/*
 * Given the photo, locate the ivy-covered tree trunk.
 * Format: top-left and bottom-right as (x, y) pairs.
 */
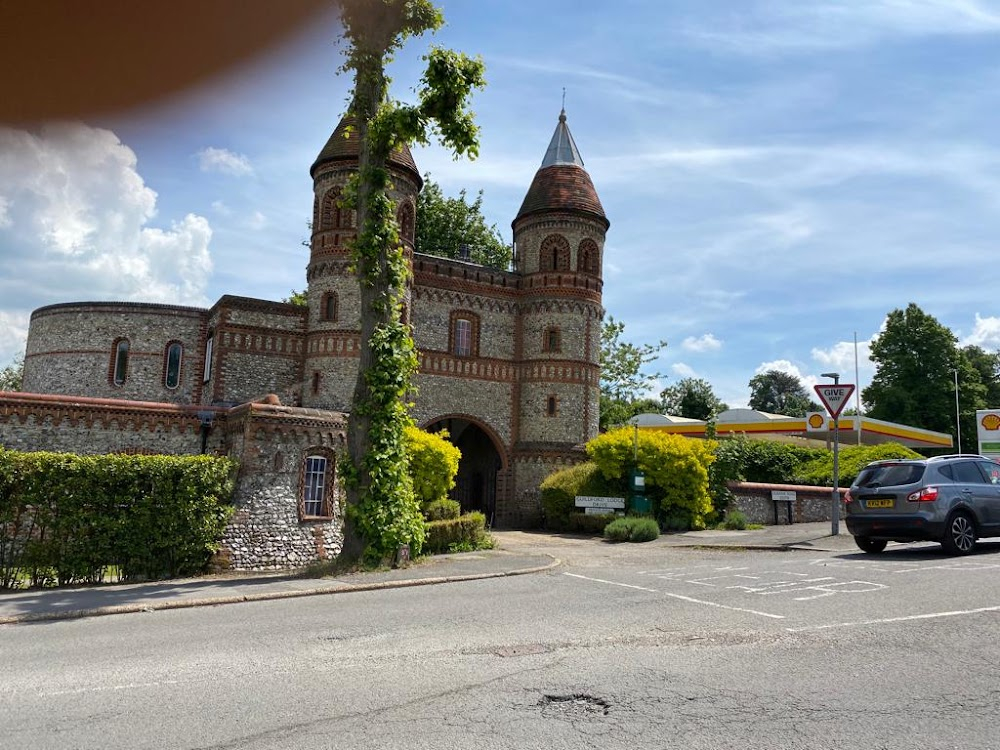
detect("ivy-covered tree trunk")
(336, 0), (485, 564)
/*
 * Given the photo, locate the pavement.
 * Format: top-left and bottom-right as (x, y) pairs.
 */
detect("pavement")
(0, 521), (857, 625)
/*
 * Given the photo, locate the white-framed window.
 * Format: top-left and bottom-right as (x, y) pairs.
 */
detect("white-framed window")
(301, 452), (334, 519)
(203, 332), (214, 383)
(454, 318), (472, 357)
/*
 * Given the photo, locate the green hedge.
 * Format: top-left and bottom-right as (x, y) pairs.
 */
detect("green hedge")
(796, 442), (922, 486)
(540, 461), (622, 532)
(423, 511), (491, 554)
(604, 516), (660, 543)
(0, 449), (236, 589)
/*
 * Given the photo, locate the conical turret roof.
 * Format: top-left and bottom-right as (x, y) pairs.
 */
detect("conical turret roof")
(514, 110), (608, 228)
(310, 115), (422, 187)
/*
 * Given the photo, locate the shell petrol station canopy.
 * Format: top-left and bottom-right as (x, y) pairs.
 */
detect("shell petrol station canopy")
(629, 408), (954, 450)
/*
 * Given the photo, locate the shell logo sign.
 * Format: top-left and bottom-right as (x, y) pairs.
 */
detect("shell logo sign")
(977, 410), (1000, 459)
(807, 413), (826, 431)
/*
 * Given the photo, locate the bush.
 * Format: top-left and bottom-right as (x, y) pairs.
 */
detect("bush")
(423, 498), (461, 521)
(714, 437), (823, 485)
(539, 461), (621, 532)
(423, 512), (491, 554)
(722, 509), (748, 530)
(604, 516), (660, 543)
(405, 426), (461, 507)
(587, 427), (716, 530)
(796, 442), (922, 486)
(0, 449), (236, 588)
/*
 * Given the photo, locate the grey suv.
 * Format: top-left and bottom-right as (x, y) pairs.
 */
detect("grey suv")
(845, 454), (1000, 555)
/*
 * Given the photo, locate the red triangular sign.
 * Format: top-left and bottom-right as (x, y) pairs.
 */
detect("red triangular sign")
(814, 384), (855, 418)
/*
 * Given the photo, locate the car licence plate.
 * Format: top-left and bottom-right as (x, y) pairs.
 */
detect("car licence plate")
(866, 498), (893, 509)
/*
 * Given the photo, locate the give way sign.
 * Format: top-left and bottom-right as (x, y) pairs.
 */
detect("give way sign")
(814, 384), (856, 418)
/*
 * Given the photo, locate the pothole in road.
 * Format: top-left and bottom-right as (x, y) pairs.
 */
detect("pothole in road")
(538, 693), (611, 716)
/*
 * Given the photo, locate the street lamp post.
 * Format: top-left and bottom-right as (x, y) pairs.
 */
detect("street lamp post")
(953, 369), (962, 454)
(821, 372), (841, 536)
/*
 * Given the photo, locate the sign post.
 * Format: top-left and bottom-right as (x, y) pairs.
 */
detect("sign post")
(815, 378), (856, 536)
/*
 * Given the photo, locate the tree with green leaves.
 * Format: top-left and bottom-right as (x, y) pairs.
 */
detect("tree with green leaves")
(862, 303), (984, 448)
(415, 174), (511, 269)
(0, 354), (23, 392)
(660, 377), (727, 420)
(336, 0), (485, 564)
(599, 316), (667, 430)
(748, 370), (820, 417)
(283, 290), (308, 307)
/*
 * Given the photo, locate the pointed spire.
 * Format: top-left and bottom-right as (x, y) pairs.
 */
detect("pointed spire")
(540, 108), (585, 168)
(514, 109), (608, 230)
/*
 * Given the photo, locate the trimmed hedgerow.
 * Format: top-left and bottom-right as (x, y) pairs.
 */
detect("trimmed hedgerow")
(604, 516), (660, 543)
(539, 461), (622, 532)
(796, 442), (922, 486)
(0, 448), (235, 589)
(423, 511), (492, 554)
(423, 498), (461, 521)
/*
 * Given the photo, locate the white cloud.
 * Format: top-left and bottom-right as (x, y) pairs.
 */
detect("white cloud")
(0, 311), (29, 366)
(248, 210), (268, 230)
(961, 313), (1000, 348)
(211, 200), (232, 216)
(682, 333), (723, 353)
(672, 362), (697, 378)
(0, 123), (214, 365)
(811, 337), (875, 379)
(198, 147), (254, 177)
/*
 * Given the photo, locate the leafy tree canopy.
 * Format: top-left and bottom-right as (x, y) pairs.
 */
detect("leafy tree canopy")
(599, 317), (667, 431)
(0, 354), (23, 392)
(660, 377), (727, 420)
(415, 174), (511, 270)
(748, 369), (820, 417)
(283, 290), (308, 307)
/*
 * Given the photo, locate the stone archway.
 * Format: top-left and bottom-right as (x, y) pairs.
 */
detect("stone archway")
(423, 416), (506, 525)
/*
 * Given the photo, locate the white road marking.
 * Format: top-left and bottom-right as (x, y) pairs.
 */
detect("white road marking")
(786, 606), (1000, 632)
(39, 680), (180, 698)
(563, 572), (785, 619)
(563, 572), (658, 592)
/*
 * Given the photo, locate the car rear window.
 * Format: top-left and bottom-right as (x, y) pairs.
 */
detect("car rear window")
(856, 464), (925, 488)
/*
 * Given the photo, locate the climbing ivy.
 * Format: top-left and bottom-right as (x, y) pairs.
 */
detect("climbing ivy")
(336, 0), (485, 564)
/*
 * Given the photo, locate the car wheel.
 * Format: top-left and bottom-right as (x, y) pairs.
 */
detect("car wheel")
(941, 512), (976, 555)
(854, 536), (887, 554)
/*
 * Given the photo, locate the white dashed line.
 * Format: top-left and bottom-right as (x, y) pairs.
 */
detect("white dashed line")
(786, 605), (1000, 632)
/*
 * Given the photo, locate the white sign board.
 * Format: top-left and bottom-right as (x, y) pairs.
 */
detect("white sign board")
(575, 496), (626, 509)
(805, 412), (827, 433)
(584, 506), (616, 515)
(814, 384), (856, 418)
(977, 409), (1000, 460)
(771, 490), (796, 503)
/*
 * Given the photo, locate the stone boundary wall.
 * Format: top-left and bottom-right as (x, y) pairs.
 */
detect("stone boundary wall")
(727, 481), (847, 525)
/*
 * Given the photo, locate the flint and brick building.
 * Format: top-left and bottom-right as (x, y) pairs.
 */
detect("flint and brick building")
(0, 110), (608, 568)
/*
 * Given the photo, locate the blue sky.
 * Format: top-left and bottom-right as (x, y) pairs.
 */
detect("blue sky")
(2, 0), (1000, 409)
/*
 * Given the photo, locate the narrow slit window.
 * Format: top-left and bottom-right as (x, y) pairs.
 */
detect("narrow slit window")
(112, 339), (129, 386)
(164, 343), (182, 389)
(203, 333), (214, 382)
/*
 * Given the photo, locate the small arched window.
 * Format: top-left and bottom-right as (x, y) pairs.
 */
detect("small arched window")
(397, 201), (415, 245)
(322, 292), (338, 322)
(164, 342), (183, 389)
(578, 238), (600, 274)
(546, 395), (558, 417)
(111, 338), (130, 386)
(540, 235), (571, 272)
(544, 327), (561, 353)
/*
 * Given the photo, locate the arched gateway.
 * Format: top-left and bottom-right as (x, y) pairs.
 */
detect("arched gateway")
(423, 416), (506, 526)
